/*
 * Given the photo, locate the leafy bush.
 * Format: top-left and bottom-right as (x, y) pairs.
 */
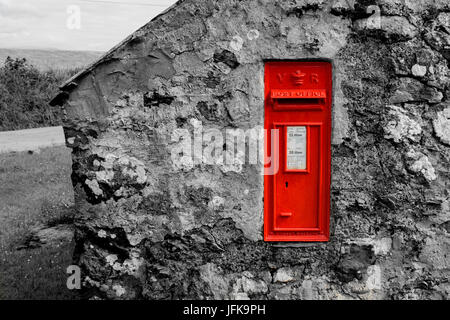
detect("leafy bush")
(0, 57), (78, 131)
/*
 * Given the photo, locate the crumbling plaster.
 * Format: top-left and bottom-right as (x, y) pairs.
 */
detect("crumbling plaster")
(57, 0), (450, 300)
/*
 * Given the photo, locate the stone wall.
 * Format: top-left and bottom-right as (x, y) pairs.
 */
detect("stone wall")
(59, 0), (450, 299)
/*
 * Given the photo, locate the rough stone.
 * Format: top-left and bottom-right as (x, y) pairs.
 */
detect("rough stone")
(54, 0), (450, 300)
(383, 105), (422, 143)
(419, 237), (450, 270)
(433, 107), (450, 145)
(353, 16), (418, 40)
(423, 12), (450, 61)
(199, 263), (230, 300)
(411, 64), (427, 77)
(366, 265), (382, 291)
(406, 149), (438, 182)
(390, 78), (443, 104)
(336, 244), (376, 282)
(238, 275), (268, 295)
(273, 268), (296, 283)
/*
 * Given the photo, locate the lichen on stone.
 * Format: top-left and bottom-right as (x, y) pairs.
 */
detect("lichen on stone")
(406, 149), (437, 182)
(384, 105), (422, 143)
(58, 0), (450, 300)
(433, 107), (450, 145)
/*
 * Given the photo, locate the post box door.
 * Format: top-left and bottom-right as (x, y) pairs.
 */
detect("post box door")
(264, 61), (332, 242)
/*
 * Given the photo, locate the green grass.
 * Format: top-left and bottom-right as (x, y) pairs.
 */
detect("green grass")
(0, 146), (80, 300)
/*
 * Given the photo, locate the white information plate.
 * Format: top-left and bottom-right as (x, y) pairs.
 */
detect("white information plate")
(286, 126), (307, 170)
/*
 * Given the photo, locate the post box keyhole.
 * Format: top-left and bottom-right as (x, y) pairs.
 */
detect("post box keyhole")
(285, 182), (288, 188)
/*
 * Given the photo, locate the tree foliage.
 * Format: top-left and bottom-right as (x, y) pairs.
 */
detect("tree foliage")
(0, 57), (77, 131)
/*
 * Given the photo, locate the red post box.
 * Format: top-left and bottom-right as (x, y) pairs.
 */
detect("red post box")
(264, 61), (332, 242)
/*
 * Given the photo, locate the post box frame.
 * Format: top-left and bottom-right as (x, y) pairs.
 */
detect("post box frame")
(264, 60), (332, 242)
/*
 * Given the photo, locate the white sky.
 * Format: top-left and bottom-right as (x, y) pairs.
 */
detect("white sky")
(0, 0), (178, 51)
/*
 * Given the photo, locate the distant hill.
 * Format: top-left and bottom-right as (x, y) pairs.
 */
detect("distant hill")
(0, 48), (103, 71)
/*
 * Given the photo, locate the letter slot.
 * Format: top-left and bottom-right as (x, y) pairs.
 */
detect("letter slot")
(264, 61), (332, 242)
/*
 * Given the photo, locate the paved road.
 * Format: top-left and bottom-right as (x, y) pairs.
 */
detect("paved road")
(0, 126), (66, 153)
